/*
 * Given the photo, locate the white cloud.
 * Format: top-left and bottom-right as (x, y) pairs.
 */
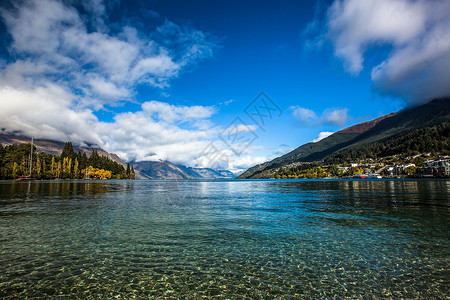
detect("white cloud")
(219, 99), (234, 106)
(227, 155), (270, 174)
(313, 131), (334, 142)
(93, 100), (220, 163)
(0, 84), (101, 145)
(2, 0), (80, 55)
(290, 106), (318, 126)
(327, 0), (426, 74)
(291, 106), (349, 127)
(0, 0), (218, 108)
(142, 101), (215, 124)
(79, 0), (109, 31)
(88, 75), (130, 99)
(0, 84), (223, 165)
(321, 0), (450, 103)
(322, 108), (348, 126)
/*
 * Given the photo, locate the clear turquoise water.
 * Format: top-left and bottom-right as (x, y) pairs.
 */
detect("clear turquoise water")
(0, 179), (449, 298)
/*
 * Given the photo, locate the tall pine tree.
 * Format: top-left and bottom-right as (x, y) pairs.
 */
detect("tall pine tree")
(61, 142), (74, 158)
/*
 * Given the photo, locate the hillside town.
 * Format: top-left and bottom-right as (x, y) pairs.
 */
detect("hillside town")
(340, 156), (450, 178)
(274, 153), (450, 179)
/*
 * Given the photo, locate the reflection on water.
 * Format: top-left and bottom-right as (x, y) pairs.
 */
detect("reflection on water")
(0, 179), (449, 298)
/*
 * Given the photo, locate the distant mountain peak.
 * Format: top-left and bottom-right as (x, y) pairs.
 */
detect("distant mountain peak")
(133, 160), (235, 179)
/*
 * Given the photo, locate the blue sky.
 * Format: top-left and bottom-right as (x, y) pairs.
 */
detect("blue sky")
(1, 0), (450, 172)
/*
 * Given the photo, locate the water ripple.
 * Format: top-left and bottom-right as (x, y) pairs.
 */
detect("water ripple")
(0, 179), (449, 298)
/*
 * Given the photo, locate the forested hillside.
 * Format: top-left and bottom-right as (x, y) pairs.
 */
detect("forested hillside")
(325, 121), (450, 164)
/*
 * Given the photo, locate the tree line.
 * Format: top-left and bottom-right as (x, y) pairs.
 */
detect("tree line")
(273, 162), (328, 179)
(0, 142), (135, 180)
(273, 162), (354, 179)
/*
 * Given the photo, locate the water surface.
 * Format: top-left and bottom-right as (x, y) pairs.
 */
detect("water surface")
(0, 179), (449, 298)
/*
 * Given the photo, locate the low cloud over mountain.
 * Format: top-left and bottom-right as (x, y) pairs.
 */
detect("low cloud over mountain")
(307, 0), (450, 104)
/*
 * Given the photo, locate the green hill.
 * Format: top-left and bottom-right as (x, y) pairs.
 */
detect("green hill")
(238, 98), (450, 179)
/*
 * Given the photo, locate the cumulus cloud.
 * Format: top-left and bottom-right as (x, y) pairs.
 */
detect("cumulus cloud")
(318, 0), (450, 103)
(227, 154), (272, 174)
(0, 84), (101, 145)
(312, 131), (334, 143)
(141, 101), (216, 125)
(225, 144), (294, 174)
(0, 89), (221, 165)
(291, 107), (318, 126)
(95, 101), (219, 163)
(0, 0), (217, 107)
(291, 106), (349, 127)
(322, 108), (348, 126)
(0, 0), (236, 169)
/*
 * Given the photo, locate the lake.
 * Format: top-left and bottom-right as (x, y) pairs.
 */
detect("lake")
(0, 179), (449, 298)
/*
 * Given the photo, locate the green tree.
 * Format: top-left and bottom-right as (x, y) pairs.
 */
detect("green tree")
(61, 142), (75, 158)
(404, 165), (417, 176)
(89, 151), (100, 168)
(130, 166), (135, 179)
(329, 165), (340, 177)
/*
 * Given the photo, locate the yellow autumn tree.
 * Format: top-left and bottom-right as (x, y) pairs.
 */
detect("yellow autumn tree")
(68, 158), (72, 177)
(56, 161), (62, 179)
(82, 166), (111, 180)
(91, 167), (112, 180)
(73, 158), (79, 178)
(51, 157), (56, 177)
(34, 156), (41, 176)
(62, 157), (70, 178)
(12, 162), (19, 178)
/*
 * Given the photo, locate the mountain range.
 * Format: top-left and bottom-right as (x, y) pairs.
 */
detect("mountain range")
(0, 133), (235, 180)
(238, 98), (450, 179)
(132, 160), (235, 179)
